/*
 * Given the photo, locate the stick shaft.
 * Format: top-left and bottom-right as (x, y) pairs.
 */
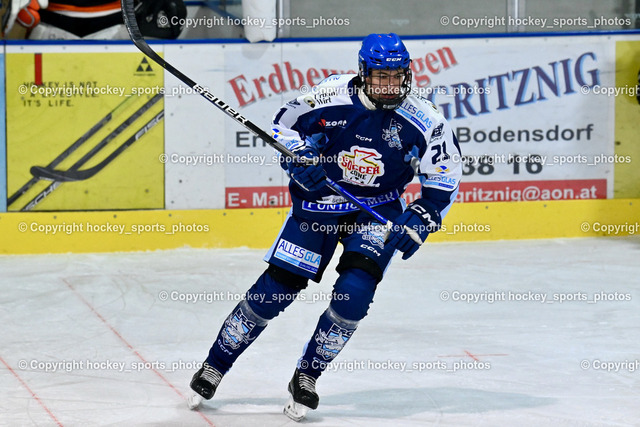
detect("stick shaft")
(120, 0), (391, 225)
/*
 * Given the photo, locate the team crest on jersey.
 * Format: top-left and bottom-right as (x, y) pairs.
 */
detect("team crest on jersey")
(382, 119), (403, 149)
(315, 324), (353, 360)
(338, 147), (385, 187)
(221, 308), (257, 350)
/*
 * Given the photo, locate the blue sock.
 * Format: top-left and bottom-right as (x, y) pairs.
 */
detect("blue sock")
(206, 269), (300, 374)
(206, 299), (268, 374)
(297, 305), (359, 379)
(296, 268), (378, 378)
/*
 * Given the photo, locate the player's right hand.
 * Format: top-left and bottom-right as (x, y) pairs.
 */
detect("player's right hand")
(386, 200), (441, 260)
(288, 147), (326, 192)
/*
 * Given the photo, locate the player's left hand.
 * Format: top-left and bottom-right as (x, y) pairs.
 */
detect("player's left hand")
(386, 200), (441, 260)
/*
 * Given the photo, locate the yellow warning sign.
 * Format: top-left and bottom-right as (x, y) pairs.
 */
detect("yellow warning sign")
(6, 51), (165, 211)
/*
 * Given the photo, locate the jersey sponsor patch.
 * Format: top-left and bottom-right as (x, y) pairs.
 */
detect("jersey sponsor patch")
(286, 99), (301, 107)
(398, 100), (434, 130)
(318, 118), (348, 128)
(303, 96), (316, 108)
(397, 108), (426, 132)
(274, 239), (322, 274)
(301, 190), (399, 213)
(425, 175), (458, 190)
(430, 123), (444, 141)
(338, 146), (385, 187)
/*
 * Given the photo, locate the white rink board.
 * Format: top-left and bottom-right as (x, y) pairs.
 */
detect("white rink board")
(163, 43), (228, 209)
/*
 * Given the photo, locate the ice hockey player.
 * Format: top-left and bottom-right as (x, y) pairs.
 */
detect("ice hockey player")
(2, 0), (185, 39)
(190, 33), (462, 421)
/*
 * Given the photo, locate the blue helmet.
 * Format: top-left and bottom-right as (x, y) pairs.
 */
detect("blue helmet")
(358, 33), (412, 109)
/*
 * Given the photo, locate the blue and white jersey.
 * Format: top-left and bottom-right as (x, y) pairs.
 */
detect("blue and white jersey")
(271, 74), (461, 219)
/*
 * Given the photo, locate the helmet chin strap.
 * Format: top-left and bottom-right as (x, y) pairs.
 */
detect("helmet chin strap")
(356, 78), (402, 111)
(356, 84), (377, 110)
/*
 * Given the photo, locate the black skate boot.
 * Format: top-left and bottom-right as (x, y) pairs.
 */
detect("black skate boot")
(283, 368), (319, 421)
(188, 361), (223, 409)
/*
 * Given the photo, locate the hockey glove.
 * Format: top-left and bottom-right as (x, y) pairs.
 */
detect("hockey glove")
(134, 0), (187, 39)
(288, 147), (326, 192)
(386, 200), (441, 260)
(4, 0), (47, 34)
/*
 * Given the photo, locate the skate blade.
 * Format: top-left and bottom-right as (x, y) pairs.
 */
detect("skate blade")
(283, 394), (311, 422)
(187, 392), (204, 410)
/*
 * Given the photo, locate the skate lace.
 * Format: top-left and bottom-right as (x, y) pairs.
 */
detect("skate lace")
(298, 373), (316, 393)
(201, 362), (223, 387)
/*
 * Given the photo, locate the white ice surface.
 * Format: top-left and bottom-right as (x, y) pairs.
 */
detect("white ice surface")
(1, 237), (639, 426)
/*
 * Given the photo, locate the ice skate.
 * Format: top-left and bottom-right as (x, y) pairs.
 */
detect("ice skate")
(188, 361), (223, 409)
(283, 369), (319, 421)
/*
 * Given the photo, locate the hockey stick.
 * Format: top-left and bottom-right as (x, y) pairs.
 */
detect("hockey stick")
(7, 96), (136, 207)
(31, 110), (164, 182)
(120, 0), (393, 228)
(21, 93), (163, 211)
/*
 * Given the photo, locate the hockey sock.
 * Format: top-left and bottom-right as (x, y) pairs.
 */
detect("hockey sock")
(206, 299), (268, 374)
(206, 269), (301, 373)
(296, 268), (378, 378)
(297, 305), (359, 379)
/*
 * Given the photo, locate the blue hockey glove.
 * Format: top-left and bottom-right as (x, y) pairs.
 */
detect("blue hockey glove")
(386, 200), (441, 260)
(288, 147), (327, 192)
